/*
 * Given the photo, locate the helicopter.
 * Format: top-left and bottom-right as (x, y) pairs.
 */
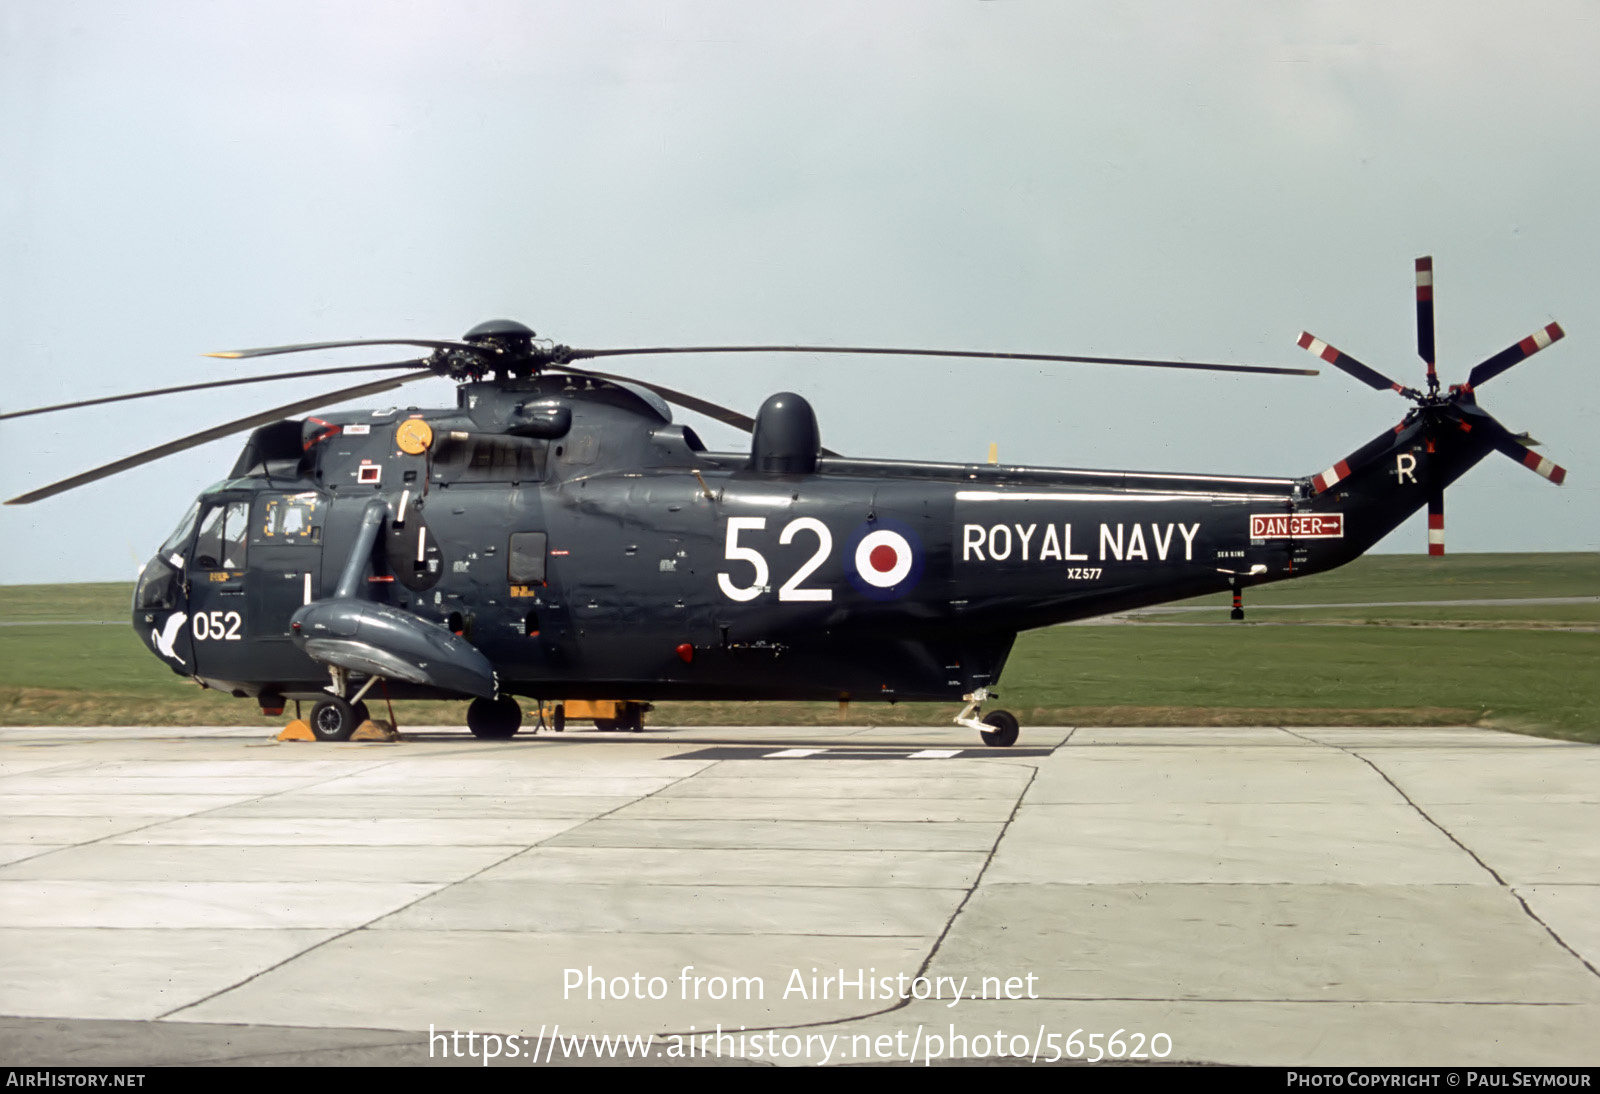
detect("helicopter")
(3, 257), (1569, 746)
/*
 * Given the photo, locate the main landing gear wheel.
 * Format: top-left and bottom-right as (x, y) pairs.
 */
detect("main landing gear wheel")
(980, 710), (1019, 748)
(309, 696), (359, 742)
(467, 695), (522, 739)
(350, 700), (371, 726)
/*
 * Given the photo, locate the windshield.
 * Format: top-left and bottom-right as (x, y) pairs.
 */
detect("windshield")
(157, 502), (201, 559)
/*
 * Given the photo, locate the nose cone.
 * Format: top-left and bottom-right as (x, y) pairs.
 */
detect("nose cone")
(133, 554), (190, 672)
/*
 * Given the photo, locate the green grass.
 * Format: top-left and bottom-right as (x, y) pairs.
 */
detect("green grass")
(1173, 551), (1600, 607)
(0, 582), (134, 622)
(2, 552), (1596, 741)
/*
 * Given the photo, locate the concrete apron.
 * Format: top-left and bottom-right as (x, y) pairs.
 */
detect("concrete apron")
(0, 723), (1596, 1067)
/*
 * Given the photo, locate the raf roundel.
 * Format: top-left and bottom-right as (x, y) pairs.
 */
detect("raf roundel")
(846, 520), (924, 599)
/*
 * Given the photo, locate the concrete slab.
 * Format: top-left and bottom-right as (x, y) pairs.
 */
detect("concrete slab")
(1294, 727), (1573, 749)
(989, 802), (1488, 884)
(1515, 886), (1600, 971)
(1359, 751), (1600, 805)
(475, 847), (988, 888)
(208, 793), (638, 819)
(287, 776), (689, 798)
(103, 816), (589, 846)
(1, 794), (254, 817)
(0, 816), (167, 845)
(656, 772), (1030, 799)
(544, 818), (1003, 852)
(613, 796), (1016, 822)
(172, 930), (931, 1035)
(1067, 727), (1311, 746)
(0, 775), (348, 796)
(0, 929), (340, 1021)
(379, 880), (967, 935)
(1024, 748), (1391, 804)
(0, 843), (524, 883)
(2, 722), (1596, 1067)
(928, 883), (1600, 1004)
(821, 998), (1600, 1067)
(0, 880), (441, 929)
(1421, 804), (1600, 885)
(0, 844), (69, 866)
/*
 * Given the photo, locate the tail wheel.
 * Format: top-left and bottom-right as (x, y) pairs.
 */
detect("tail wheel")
(980, 709), (1019, 748)
(467, 695), (522, 739)
(309, 696), (358, 742)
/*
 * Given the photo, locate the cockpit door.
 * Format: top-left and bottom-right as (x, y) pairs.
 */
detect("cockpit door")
(185, 498), (252, 676)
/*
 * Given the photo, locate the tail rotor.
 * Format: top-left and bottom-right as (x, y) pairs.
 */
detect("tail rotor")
(1299, 256), (1569, 556)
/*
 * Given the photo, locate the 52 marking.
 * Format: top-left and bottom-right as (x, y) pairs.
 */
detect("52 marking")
(191, 610), (243, 641)
(717, 517), (833, 603)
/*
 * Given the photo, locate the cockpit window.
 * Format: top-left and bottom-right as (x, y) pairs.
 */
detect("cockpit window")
(157, 502), (201, 560)
(193, 500), (250, 570)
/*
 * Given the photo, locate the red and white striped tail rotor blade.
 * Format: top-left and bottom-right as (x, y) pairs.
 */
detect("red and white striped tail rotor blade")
(1465, 322), (1564, 390)
(1427, 483), (1445, 557)
(1415, 257), (1437, 388)
(1297, 332), (1412, 395)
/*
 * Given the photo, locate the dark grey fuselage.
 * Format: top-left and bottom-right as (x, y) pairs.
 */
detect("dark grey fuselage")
(132, 376), (1490, 707)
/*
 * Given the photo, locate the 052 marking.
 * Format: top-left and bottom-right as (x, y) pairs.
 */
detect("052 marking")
(191, 610), (243, 641)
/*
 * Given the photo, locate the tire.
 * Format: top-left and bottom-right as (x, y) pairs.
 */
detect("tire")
(309, 697), (358, 742)
(593, 718), (618, 732)
(620, 705), (644, 733)
(980, 709), (1019, 748)
(467, 695), (522, 739)
(551, 704), (565, 733)
(350, 700), (371, 726)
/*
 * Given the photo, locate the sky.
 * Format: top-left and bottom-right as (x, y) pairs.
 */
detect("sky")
(3, 0), (1597, 584)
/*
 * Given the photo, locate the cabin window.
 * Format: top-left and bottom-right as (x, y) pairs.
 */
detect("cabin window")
(430, 434), (547, 484)
(252, 493), (323, 546)
(508, 532), (547, 583)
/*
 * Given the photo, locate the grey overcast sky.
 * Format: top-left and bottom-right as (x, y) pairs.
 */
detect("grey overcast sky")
(3, 0), (1596, 584)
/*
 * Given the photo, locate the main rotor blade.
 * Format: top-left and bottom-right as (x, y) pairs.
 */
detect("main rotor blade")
(5, 373), (434, 505)
(1464, 322), (1564, 391)
(206, 338), (479, 360)
(0, 360), (429, 422)
(1484, 425), (1569, 484)
(560, 366), (841, 456)
(566, 344), (1317, 378)
(1297, 332), (1417, 396)
(1415, 257), (1437, 388)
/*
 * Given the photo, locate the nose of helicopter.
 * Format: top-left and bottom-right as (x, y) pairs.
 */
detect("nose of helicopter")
(132, 551), (191, 672)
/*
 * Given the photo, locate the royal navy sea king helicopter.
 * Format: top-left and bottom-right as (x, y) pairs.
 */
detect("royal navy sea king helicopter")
(3, 258), (1569, 744)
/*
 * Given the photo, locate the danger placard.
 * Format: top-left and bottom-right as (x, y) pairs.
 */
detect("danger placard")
(1249, 513), (1344, 539)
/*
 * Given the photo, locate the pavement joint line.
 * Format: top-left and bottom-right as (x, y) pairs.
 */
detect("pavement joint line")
(648, 734), (1064, 1041)
(0, 744), (410, 872)
(155, 752), (719, 1022)
(1279, 726), (1600, 984)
